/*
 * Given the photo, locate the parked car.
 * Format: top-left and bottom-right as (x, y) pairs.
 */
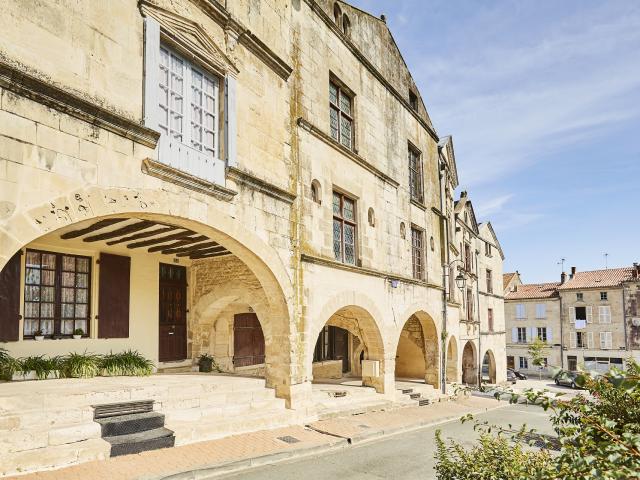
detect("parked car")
(508, 368), (527, 380)
(506, 369), (517, 384)
(555, 370), (583, 389)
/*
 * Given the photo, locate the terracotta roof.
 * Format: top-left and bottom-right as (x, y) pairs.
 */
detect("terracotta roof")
(505, 282), (560, 300)
(503, 272), (517, 290)
(557, 267), (636, 290)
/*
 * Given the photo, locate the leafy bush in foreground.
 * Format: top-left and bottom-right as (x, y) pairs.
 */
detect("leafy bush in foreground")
(435, 361), (640, 480)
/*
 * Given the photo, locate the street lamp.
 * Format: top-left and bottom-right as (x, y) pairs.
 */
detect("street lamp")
(441, 259), (467, 394)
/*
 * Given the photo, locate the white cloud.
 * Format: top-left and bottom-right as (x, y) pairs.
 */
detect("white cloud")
(476, 194), (514, 217)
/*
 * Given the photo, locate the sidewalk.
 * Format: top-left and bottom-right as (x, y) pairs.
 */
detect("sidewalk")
(4, 396), (503, 480)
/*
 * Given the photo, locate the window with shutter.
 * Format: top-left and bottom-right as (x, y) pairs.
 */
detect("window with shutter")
(535, 303), (546, 319)
(98, 253), (131, 338)
(586, 306), (593, 323)
(587, 331), (594, 349)
(0, 252), (22, 342)
(570, 332), (576, 348)
(569, 306), (575, 323)
(599, 306), (611, 324)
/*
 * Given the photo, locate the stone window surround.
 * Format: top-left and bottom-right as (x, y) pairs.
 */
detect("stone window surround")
(410, 225), (425, 280)
(329, 75), (355, 151)
(408, 142), (424, 204)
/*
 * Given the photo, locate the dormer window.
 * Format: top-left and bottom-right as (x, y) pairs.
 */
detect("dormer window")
(409, 90), (418, 111)
(342, 14), (351, 36)
(334, 3), (342, 24)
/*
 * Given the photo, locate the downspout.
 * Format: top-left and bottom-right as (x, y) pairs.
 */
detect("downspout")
(475, 249), (482, 386)
(623, 283), (629, 355)
(559, 295), (565, 369)
(438, 157), (448, 395)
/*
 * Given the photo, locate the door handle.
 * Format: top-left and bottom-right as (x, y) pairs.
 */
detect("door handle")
(168, 332), (175, 335)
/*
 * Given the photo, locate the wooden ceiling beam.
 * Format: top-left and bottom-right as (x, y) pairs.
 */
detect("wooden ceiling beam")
(190, 250), (232, 259)
(147, 235), (208, 253)
(106, 226), (181, 245)
(160, 241), (222, 255)
(83, 220), (157, 242)
(126, 230), (195, 249)
(175, 245), (227, 257)
(60, 218), (127, 240)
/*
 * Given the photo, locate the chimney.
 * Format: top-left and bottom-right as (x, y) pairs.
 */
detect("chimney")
(561, 272), (567, 284)
(633, 263), (639, 279)
(570, 266), (577, 279)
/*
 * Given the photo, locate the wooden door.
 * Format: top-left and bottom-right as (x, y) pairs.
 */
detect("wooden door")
(331, 326), (349, 373)
(158, 263), (187, 362)
(0, 252), (21, 342)
(233, 313), (265, 367)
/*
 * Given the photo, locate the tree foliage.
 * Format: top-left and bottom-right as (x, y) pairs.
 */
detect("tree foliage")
(435, 360), (640, 479)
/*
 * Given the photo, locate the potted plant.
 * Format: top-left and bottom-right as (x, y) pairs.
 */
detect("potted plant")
(34, 329), (44, 341)
(73, 328), (84, 340)
(198, 353), (214, 373)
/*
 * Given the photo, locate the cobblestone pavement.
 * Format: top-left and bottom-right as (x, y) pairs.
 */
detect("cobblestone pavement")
(4, 396), (503, 480)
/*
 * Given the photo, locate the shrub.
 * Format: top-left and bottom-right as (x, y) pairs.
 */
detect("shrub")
(0, 348), (20, 381)
(434, 361), (640, 479)
(19, 355), (62, 380)
(61, 351), (101, 378)
(100, 350), (154, 376)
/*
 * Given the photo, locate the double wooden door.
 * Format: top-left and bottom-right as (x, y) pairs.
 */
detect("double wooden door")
(158, 263), (187, 362)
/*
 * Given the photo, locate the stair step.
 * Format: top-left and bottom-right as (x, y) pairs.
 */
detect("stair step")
(93, 400), (154, 419)
(105, 427), (175, 457)
(96, 412), (165, 437)
(409, 393), (421, 400)
(418, 399), (431, 406)
(400, 388), (413, 394)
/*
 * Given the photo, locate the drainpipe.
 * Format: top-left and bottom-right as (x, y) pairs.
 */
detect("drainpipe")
(438, 157), (449, 395)
(475, 249), (482, 386)
(559, 295), (565, 369)
(623, 283), (629, 355)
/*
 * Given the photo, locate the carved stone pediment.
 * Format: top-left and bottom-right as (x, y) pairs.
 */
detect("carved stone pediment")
(140, 0), (239, 76)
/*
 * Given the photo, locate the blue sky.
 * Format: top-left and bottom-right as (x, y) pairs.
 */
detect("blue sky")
(347, 0), (640, 283)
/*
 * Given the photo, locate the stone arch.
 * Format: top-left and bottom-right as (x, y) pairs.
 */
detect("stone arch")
(0, 186), (299, 402)
(310, 291), (389, 393)
(462, 341), (477, 385)
(446, 335), (458, 383)
(482, 349), (497, 384)
(394, 310), (439, 389)
(310, 179), (322, 204)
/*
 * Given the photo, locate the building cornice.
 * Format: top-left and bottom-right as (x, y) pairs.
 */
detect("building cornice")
(226, 166), (296, 204)
(0, 59), (160, 148)
(302, 0), (439, 143)
(142, 158), (237, 201)
(479, 291), (505, 300)
(297, 117), (399, 188)
(301, 253), (443, 290)
(192, 0), (292, 81)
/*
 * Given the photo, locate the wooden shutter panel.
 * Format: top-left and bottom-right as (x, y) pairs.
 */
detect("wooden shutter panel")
(547, 328), (552, 343)
(569, 307), (575, 323)
(569, 332), (576, 348)
(511, 327), (518, 343)
(0, 252), (22, 342)
(98, 253), (131, 338)
(586, 306), (593, 323)
(587, 332), (594, 349)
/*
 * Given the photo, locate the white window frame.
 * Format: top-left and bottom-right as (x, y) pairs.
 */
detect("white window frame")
(598, 305), (611, 324)
(600, 331), (612, 350)
(159, 45), (220, 158)
(517, 327), (527, 343)
(515, 304), (526, 320)
(535, 303), (546, 319)
(537, 327), (547, 342)
(519, 357), (528, 369)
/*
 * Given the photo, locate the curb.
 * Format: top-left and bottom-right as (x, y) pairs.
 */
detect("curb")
(158, 438), (349, 480)
(158, 400), (510, 479)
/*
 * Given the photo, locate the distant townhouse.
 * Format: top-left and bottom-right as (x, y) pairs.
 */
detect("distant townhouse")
(504, 265), (640, 375)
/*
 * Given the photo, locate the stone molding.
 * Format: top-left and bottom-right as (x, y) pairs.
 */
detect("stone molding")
(142, 158), (237, 201)
(302, 0), (439, 142)
(410, 199), (427, 211)
(0, 59), (160, 148)
(297, 117), (400, 188)
(140, 0), (239, 77)
(301, 252), (443, 290)
(479, 291), (505, 300)
(191, 0), (293, 81)
(226, 166), (296, 204)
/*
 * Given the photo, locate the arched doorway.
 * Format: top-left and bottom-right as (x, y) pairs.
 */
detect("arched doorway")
(310, 305), (386, 393)
(395, 311), (439, 388)
(446, 336), (458, 383)
(0, 205), (298, 402)
(482, 350), (497, 384)
(462, 341), (477, 385)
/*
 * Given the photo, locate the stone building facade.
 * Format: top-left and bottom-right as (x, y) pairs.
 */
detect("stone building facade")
(0, 0), (506, 414)
(505, 265), (640, 375)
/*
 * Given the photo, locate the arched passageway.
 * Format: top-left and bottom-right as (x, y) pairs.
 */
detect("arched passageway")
(394, 312), (439, 388)
(482, 350), (497, 384)
(310, 305), (386, 393)
(446, 336), (458, 383)
(462, 341), (477, 385)
(0, 208), (298, 402)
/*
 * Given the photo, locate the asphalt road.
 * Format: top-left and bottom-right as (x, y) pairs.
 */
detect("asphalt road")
(221, 403), (555, 480)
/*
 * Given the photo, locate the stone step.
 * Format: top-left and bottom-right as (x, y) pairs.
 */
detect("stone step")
(104, 427), (175, 457)
(96, 412), (165, 437)
(0, 421), (101, 453)
(409, 393), (421, 400)
(163, 397), (286, 423)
